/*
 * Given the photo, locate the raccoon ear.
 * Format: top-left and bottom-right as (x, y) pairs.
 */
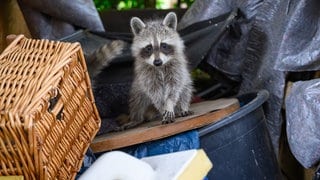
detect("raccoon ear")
(130, 17), (146, 35)
(163, 12), (177, 30)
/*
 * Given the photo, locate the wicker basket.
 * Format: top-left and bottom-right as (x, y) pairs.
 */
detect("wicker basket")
(0, 35), (101, 179)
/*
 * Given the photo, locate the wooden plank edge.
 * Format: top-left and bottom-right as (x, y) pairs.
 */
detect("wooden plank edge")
(90, 102), (240, 153)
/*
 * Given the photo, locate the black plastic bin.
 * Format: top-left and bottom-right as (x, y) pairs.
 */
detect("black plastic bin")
(199, 90), (282, 180)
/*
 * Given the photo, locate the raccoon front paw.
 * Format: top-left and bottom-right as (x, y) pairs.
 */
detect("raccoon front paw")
(179, 110), (194, 117)
(162, 110), (175, 124)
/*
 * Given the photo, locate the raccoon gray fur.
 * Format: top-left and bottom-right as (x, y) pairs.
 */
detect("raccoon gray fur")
(121, 12), (193, 129)
(86, 40), (126, 83)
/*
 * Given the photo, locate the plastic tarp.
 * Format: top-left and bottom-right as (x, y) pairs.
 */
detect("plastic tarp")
(274, 0), (320, 71)
(286, 79), (320, 168)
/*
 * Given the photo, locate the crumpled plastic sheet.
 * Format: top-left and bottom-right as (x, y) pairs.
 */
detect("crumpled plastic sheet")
(286, 79), (320, 168)
(274, 0), (320, 71)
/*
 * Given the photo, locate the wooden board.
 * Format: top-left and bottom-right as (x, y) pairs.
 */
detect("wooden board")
(91, 98), (240, 153)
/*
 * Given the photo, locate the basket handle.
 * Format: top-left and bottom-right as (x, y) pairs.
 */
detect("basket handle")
(0, 34), (25, 59)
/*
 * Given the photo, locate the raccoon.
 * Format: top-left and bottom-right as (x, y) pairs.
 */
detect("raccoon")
(121, 12), (193, 129)
(85, 40), (126, 83)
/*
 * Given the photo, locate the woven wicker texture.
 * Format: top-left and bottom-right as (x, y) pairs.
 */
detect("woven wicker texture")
(0, 35), (101, 179)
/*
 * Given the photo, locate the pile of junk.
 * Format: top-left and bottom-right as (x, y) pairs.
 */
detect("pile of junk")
(16, 0), (320, 179)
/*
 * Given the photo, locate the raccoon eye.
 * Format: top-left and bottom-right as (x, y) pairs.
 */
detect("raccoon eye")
(161, 43), (168, 49)
(160, 43), (174, 55)
(144, 45), (153, 52)
(140, 44), (153, 58)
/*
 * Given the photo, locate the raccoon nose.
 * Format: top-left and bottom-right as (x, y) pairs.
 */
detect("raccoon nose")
(153, 59), (163, 66)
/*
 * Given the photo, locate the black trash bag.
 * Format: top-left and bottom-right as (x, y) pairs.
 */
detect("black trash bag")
(286, 79), (320, 168)
(274, 0), (320, 71)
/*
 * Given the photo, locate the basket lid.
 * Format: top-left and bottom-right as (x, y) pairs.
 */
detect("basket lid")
(0, 35), (89, 115)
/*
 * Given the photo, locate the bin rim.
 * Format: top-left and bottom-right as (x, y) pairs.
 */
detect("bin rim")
(198, 89), (269, 137)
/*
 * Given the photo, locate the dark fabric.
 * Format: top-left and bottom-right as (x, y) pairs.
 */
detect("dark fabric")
(18, 0), (104, 39)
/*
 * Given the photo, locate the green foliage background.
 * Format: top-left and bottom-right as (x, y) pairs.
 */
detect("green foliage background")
(94, 0), (194, 10)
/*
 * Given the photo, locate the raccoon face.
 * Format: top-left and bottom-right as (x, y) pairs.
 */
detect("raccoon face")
(139, 42), (174, 66)
(130, 12), (184, 67)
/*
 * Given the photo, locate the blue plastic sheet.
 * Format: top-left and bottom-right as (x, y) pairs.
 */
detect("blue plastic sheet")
(119, 130), (200, 158)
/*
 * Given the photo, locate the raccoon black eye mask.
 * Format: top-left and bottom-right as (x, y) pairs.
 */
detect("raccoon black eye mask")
(160, 43), (174, 55)
(140, 44), (153, 58)
(140, 43), (174, 58)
